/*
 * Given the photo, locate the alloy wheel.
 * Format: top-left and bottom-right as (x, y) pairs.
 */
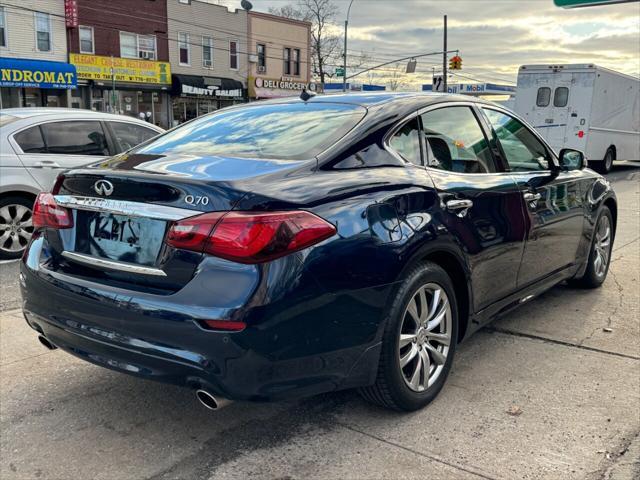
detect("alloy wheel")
(593, 215), (611, 278)
(0, 204), (34, 255)
(398, 283), (452, 392)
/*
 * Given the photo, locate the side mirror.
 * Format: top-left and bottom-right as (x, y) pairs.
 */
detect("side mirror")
(558, 148), (585, 171)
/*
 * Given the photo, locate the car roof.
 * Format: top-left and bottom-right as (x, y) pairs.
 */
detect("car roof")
(0, 108), (164, 129)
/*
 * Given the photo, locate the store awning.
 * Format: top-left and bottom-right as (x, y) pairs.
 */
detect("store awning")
(171, 74), (244, 98)
(0, 57), (77, 89)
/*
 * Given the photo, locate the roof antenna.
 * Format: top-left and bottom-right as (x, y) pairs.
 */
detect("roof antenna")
(300, 88), (316, 102)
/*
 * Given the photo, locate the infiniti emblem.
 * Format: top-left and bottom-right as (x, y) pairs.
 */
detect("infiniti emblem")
(93, 179), (114, 196)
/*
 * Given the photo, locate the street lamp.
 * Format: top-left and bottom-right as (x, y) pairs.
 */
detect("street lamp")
(343, 0), (355, 92)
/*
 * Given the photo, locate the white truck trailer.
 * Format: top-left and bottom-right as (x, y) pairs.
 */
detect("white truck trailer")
(514, 64), (639, 173)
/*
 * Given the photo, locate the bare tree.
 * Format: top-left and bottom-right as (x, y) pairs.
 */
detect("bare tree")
(269, 0), (341, 84)
(386, 63), (408, 91)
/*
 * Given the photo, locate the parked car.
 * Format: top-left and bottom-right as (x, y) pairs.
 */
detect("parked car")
(20, 93), (616, 412)
(0, 108), (163, 259)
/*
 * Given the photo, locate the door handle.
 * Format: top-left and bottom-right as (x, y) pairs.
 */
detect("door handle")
(445, 199), (473, 218)
(33, 160), (61, 168)
(523, 192), (542, 202)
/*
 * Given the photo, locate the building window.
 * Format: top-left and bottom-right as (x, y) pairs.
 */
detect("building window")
(283, 48), (291, 75)
(178, 32), (190, 65)
(229, 40), (238, 70)
(120, 32), (156, 60)
(138, 34), (156, 60)
(35, 12), (51, 52)
(79, 26), (94, 54)
(0, 7), (7, 48)
(293, 48), (300, 76)
(120, 32), (137, 58)
(257, 43), (266, 71)
(202, 36), (213, 68)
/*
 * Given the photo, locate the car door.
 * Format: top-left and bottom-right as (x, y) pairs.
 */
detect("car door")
(481, 107), (585, 288)
(12, 120), (111, 191)
(106, 121), (162, 153)
(419, 104), (527, 312)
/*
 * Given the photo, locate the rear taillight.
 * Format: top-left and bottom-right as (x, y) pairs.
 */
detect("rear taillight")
(166, 211), (336, 264)
(32, 193), (73, 229)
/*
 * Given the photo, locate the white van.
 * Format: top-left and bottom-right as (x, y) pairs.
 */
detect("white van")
(514, 64), (639, 173)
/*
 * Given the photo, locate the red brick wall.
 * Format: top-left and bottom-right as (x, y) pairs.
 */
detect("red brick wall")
(68, 0), (169, 61)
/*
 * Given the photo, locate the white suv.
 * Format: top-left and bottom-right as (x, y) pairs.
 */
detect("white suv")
(0, 108), (163, 259)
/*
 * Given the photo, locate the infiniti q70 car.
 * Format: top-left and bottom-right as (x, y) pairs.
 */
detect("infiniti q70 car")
(20, 93), (616, 411)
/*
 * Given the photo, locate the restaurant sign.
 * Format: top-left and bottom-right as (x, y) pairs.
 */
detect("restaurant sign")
(70, 54), (171, 85)
(249, 76), (321, 98)
(0, 58), (77, 89)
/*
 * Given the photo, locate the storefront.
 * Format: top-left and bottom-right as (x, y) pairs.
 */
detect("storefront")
(69, 54), (172, 128)
(248, 76), (321, 100)
(170, 74), (245, 125)
(0, 57), (78, 108)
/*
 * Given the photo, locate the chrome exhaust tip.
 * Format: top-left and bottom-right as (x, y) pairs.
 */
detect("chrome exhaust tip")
(195, 389), (232, 411)
(38, 335), (57, 350)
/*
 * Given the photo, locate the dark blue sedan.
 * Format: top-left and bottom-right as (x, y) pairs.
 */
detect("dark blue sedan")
(20, 93), (616, 411)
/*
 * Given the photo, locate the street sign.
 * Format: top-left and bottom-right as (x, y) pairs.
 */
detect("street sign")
(335, 67), (345, 77)
(554, 0), (638, 8)
(433, 75), (444, 92)
(406, 59), (417, 74)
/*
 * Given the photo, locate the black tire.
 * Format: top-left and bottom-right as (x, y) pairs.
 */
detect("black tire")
(359, 262), (458, 411)
(0, 196), (35, 260)
(571, 207), (613, 289)
(591, 148), (615, 174)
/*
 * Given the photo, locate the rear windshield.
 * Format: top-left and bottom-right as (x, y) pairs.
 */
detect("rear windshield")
(136, 102), (367, 160)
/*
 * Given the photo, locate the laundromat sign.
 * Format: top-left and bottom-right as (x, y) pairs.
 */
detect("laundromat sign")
(0, 58), (77, 89)
(249, 76), (321, 98)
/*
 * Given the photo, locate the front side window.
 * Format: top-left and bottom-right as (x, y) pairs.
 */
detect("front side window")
(14, 126), (46, 153)
(389, 118), (421, 165)
(421, 107), (496, 173)
(0, 7), (7, 48)
(120, 32), (137, 58)
(554, 87), (569, 107)
(293, 49), (301, 76)
(178, 32), (190, 65)
(136, 103), (367, 161)
(35, 12), (51, 52)
(283, 47), (291, 75)
(536, 87), (551, 107)
(40, 121), (108, 156)
(109, 122), (159, 152)
(202, 36), (213, 67)
(257, 43), (266, 69)
(229, 40), (238, 69)
(483, 109), (550, 172)
(79, 26), (94, 54)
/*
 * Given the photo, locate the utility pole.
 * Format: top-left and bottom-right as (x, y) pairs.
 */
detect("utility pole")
(343, 0), (355, 92)
(443, 15), (447, 93)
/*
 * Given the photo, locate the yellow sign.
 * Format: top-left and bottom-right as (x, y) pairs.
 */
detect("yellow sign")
(69, 54), (171, 85)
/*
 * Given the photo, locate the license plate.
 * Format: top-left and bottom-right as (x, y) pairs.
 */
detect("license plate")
(74, 212), (167, 267)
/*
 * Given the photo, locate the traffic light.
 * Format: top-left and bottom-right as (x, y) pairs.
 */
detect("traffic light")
(449, 55), (462, 70)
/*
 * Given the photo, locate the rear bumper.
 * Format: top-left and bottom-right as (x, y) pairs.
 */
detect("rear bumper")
(20, 237), (386, 401)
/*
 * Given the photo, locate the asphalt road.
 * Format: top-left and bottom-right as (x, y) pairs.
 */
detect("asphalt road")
(1, 163), (638, 479)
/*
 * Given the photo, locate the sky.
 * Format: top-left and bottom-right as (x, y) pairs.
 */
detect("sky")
(220, 0), (640, 89)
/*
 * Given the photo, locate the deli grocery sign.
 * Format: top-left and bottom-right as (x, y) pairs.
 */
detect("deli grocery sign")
(0, 58), (77, 89)
(249, 76), (321, 98)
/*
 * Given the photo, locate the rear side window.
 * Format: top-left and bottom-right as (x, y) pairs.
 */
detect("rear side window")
(554, 87), (569, 107)
(536, 87), (551, 107)
(388, 118), (421, 165)
(40, 121), (108, 155)
(109, 122), (159, 152)
(137, 103), (366, 160)
(420, 106), (496, 173)
(14, 126), (46, 153)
